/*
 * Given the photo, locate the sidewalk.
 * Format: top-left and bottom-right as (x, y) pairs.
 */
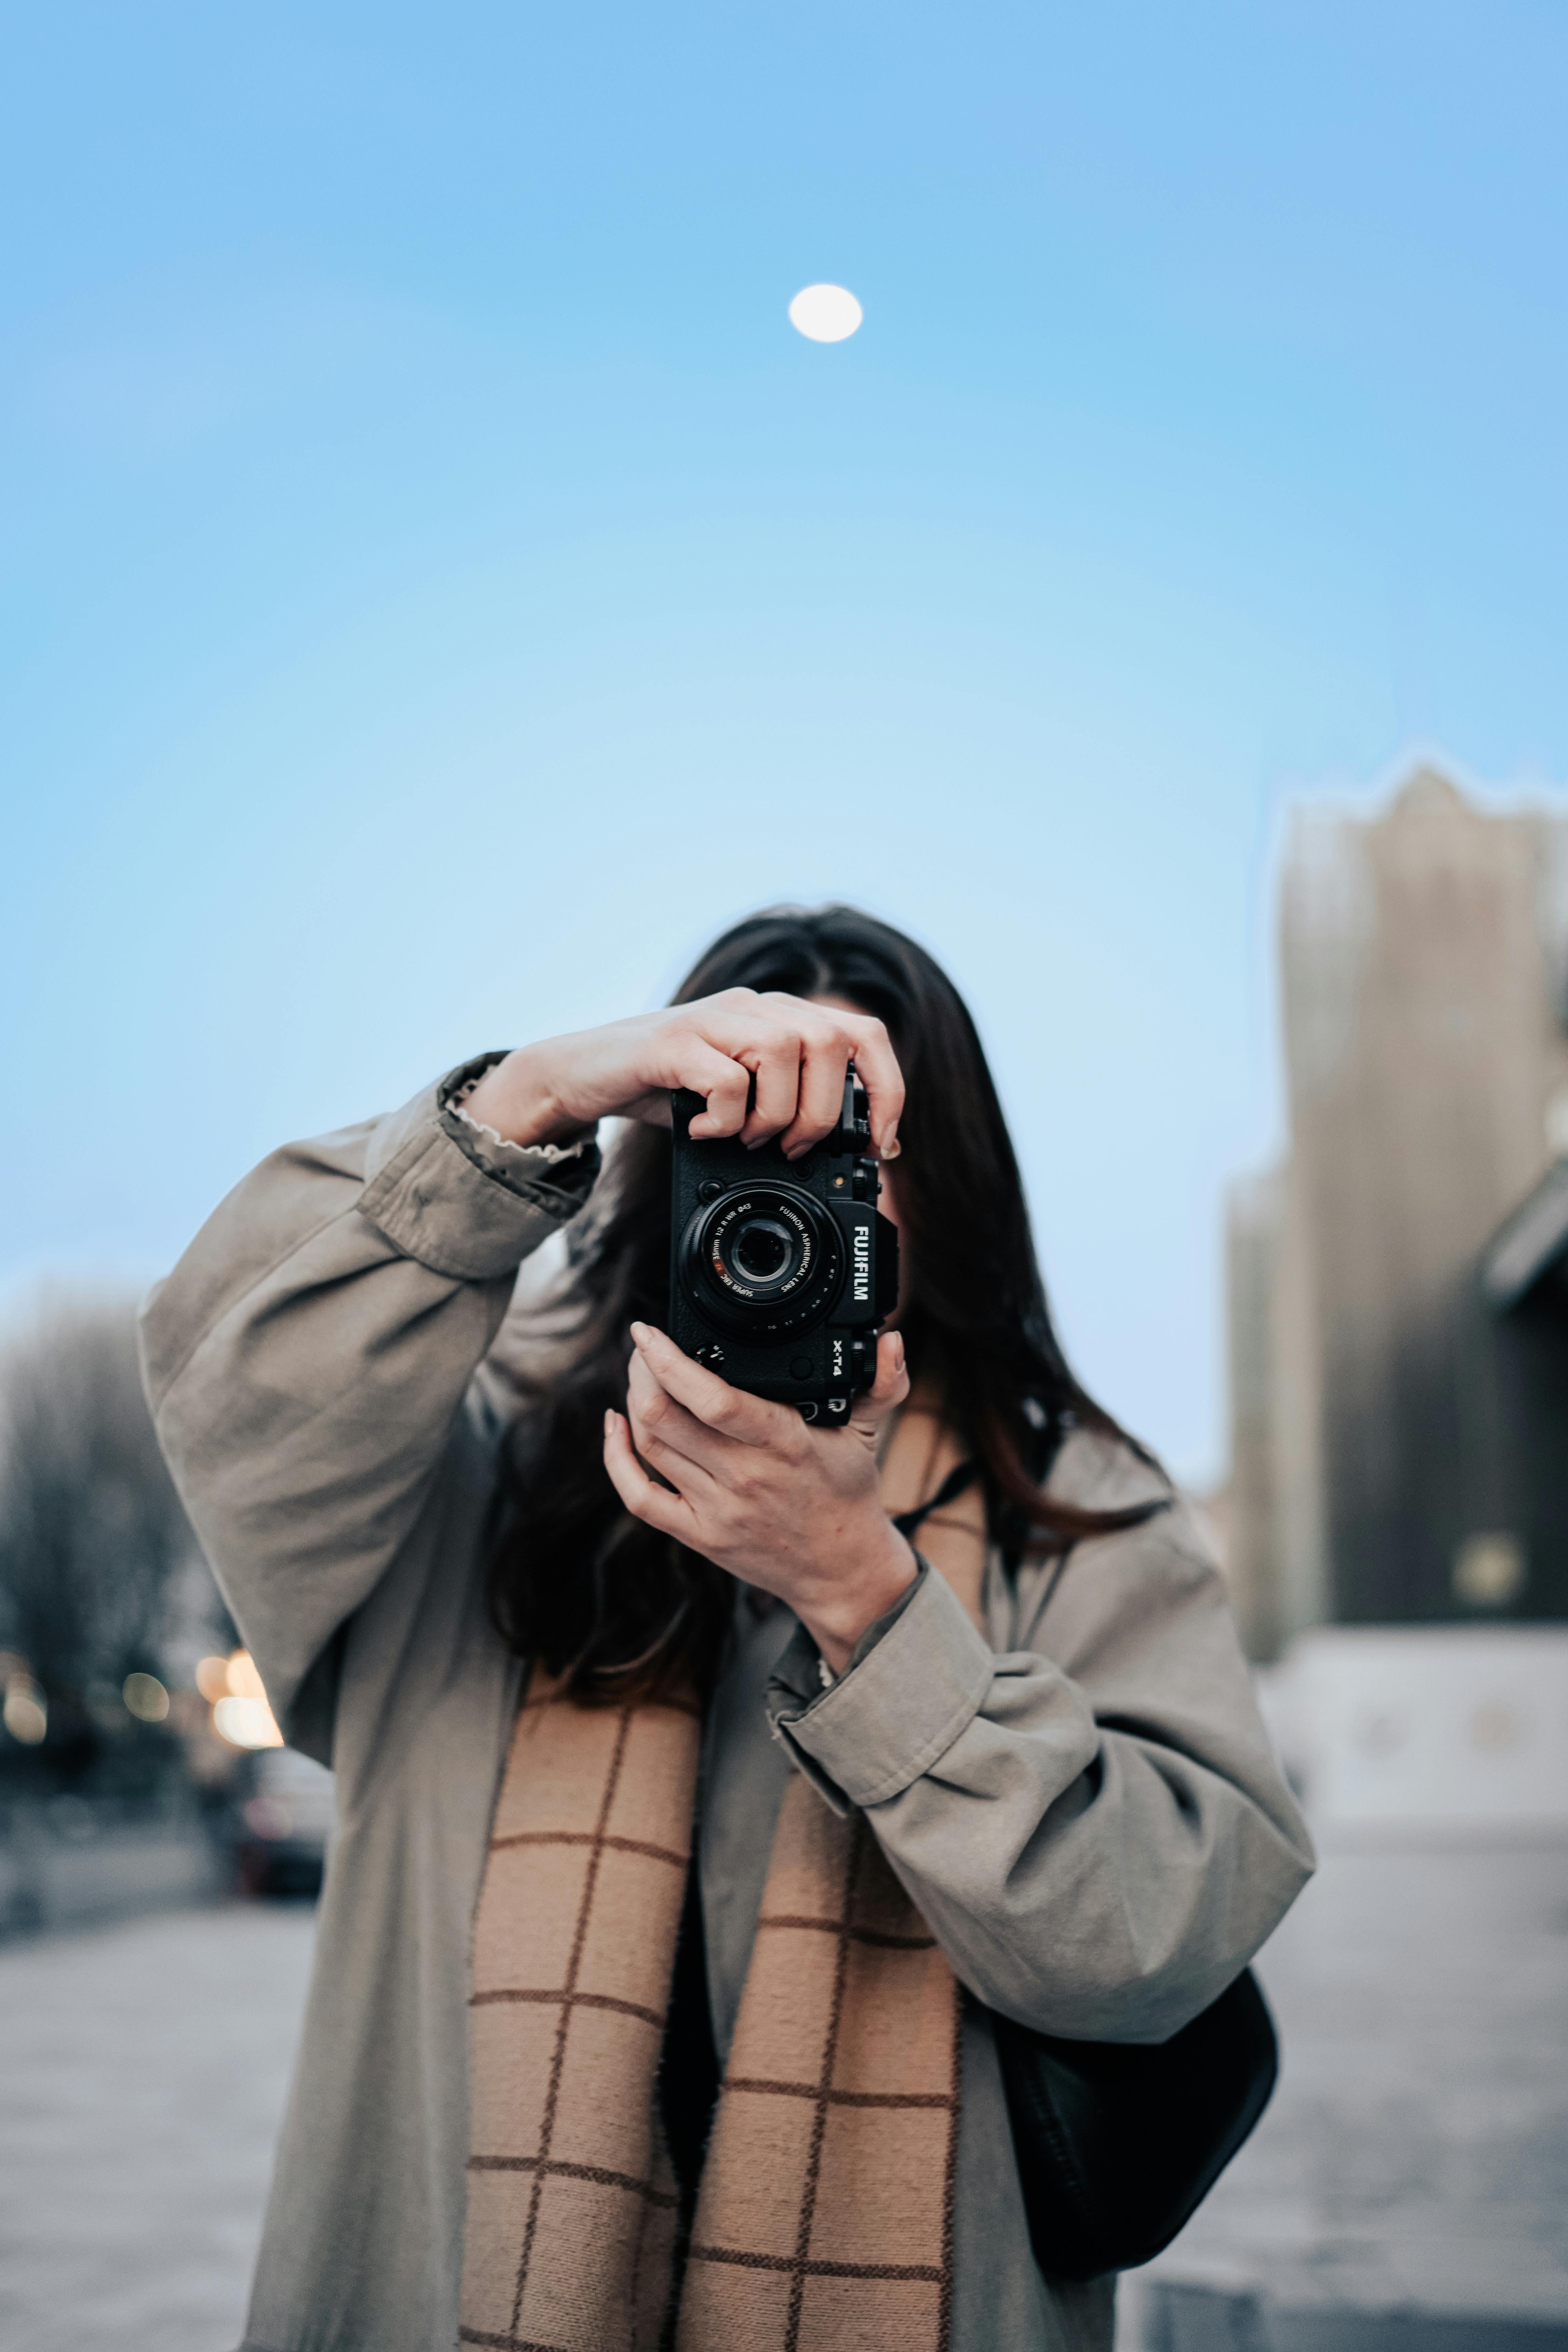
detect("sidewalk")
(0, 1902), (315, 2352)
(1119, 1840), (1568, 2350)
(4, 1842), (1563, 2349)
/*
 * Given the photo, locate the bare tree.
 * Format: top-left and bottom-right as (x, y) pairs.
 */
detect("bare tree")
(0, 1292), (199, 1699)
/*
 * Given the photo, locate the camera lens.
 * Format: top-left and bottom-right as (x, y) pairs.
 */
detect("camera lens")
(679, 1181), (844, 1339)
(731, 1218), (793, 1284)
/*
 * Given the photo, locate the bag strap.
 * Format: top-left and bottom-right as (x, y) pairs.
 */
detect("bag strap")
(888, 1411), (1078, 1619)
(890, 1455), (979, 1540)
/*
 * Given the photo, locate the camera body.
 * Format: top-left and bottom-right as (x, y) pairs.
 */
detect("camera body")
(669, 1074), (899, 1423)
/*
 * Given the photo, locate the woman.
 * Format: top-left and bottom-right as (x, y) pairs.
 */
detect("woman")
(142, 905), (1312, 2352)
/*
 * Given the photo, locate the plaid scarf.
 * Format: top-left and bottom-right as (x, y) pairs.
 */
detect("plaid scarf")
(458, 1677), (964, 2352)
(460, 1406), (984, 2352)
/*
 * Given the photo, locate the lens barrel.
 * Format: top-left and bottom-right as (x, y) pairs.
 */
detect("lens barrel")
(678, 1182), (844, 1338)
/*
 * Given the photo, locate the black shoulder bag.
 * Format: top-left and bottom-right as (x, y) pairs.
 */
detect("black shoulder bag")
(989, 1967), (1277, 2281)
(893, 1461), (1279, 2283)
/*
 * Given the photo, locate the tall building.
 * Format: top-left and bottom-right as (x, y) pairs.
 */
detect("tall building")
(1227, 766), (1568, 1651)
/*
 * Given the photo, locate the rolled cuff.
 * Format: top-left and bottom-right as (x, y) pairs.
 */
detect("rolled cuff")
(766, 1562), (995, 1812)
(358, 1060), (600, 1282)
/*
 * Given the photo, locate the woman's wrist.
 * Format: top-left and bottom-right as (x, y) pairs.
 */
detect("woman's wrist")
(798, 1521), (919, 1678)
(463, 1045), (594, 1151)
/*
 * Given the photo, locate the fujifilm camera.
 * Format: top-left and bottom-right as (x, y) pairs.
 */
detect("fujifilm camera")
(669, 1072), (899, 1422)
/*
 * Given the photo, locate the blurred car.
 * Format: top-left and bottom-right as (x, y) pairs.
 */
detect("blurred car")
(230, 1745), (336, 1897)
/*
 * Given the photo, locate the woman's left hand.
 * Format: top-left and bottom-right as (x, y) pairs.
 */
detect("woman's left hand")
(603, 1324), (916, 1674)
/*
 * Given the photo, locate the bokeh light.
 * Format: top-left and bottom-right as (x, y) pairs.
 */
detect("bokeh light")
(209, 1650), (283, 1748)
(195, 1654), (232, 1702)
(3, 1674), (48, 1745)
(123, 1671), (170, 1723)
(214, 1693), (284, 1750)
(787, 283), (863, 342)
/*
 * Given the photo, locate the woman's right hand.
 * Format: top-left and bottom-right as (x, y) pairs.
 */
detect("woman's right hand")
(460, 990), (904, 1162)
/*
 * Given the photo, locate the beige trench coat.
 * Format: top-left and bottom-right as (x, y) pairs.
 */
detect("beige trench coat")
(140, 1064), (1314, 2352)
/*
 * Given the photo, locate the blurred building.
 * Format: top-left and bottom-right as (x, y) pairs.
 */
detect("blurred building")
(1227, 765), (1568, 1655)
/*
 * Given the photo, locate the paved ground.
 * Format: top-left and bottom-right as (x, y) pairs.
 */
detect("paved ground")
(1123, 1839), (1568, 2349)
(0, 1901), (316, 2352)
(3, 1844), (1565, 2351)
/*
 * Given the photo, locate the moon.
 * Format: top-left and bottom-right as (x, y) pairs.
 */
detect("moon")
(788, 284), (863, 343)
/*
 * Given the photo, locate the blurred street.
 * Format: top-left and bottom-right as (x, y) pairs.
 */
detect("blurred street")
(1127, 1840), (1568, 2350)
(0, 1902), (314, 2352)
(4, 1842), (1565, 2352)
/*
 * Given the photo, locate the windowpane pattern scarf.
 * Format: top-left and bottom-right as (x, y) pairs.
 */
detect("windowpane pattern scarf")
(460, 1405), (983, 2352)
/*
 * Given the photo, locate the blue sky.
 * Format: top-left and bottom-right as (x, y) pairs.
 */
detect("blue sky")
(4, 1), (1565, 1480)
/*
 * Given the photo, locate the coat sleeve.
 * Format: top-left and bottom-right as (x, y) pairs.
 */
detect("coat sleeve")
(138, 1059), (598, 1753)
(767, 1435), (1314, 2043)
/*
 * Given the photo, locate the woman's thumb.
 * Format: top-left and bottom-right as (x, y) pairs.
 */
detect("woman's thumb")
(849, 1330), (908, 1431)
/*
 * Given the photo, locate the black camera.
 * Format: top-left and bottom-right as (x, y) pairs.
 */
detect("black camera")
(669, 1072), (899, 1422)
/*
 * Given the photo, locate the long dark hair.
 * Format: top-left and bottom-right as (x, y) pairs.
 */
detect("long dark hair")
(486, 905), (1164, 1701)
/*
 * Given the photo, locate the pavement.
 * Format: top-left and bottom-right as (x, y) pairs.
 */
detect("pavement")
(1121, 1839), (1568, 2351)
(0, 1901), (315, 2352)
(2, 1841), (1564, 2352)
